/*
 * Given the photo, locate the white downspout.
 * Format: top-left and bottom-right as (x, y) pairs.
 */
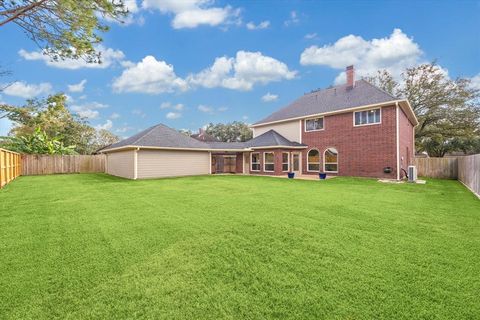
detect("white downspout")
(299, 119), (302, 144)
(395, 102), (400, 180)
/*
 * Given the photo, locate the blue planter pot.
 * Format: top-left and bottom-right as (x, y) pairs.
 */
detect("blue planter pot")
(287, 172), (295, 179)
(319, 173), (327, 180)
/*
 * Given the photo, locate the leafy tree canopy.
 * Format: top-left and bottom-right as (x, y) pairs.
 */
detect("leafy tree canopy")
(205, 121), (253, 142)
(0, 93), (119, 154)
(2, 127), (76, 154)
(0, 0), (128, 63)
(365, 63), (480, 157)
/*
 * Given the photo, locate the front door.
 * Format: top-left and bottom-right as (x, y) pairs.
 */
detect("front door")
(292, 152), (301, 174)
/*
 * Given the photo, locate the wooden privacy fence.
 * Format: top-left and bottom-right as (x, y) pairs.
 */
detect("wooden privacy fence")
(22, 154), (105, 175)
(0, 148), (22, 188)
(413, 157), (458, 179)
(458, 154), (480, 198)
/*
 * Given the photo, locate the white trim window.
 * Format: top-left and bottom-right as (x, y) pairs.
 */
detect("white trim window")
(305, 117), (324, 132)
(354, 108), (381, 126)
(264, 152), (275, 172)
(324, 148), (338, 173)
(251, 153), (260, 171)
(307, 149), (320, 171)
(282, 152), (289, 172)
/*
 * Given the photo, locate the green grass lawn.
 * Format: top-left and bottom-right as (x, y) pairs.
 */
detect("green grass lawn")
(1, 174), (479, 319)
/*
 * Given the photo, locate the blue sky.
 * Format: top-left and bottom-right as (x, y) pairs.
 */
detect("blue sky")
(1, 0), (479, 137)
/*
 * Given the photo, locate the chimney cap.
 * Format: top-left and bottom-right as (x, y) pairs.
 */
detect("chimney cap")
(346, 65), (354, 70)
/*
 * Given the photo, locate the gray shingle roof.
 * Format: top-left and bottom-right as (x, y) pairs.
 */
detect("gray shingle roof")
(102, 123), (304, 152)
(253, 79), (398, 125)
(105, 124), (210, 150)
(245, 130), (306, 148)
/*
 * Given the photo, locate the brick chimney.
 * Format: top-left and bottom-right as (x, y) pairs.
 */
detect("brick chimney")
(346, 65), (355, 89)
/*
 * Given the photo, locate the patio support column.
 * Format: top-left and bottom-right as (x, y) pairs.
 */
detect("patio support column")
(133, 148), (139, 180)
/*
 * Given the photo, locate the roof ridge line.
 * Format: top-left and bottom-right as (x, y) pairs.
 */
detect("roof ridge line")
(131, 124), (162, 145)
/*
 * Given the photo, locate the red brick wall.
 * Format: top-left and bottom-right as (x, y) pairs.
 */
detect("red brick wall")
(246, 104), (416, 179)
(398, 107), (415, 178)
(301, 105), (398, 178)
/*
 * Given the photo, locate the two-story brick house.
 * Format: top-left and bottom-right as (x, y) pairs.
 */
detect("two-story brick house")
(249, 66), (418, 179)
(101, 66), (417, 180)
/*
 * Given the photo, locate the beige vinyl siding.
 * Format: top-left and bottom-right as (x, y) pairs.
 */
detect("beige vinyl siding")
(253, 120), (300, 142)
(137, 149), (210, 179)
(106, 150), (135, 179)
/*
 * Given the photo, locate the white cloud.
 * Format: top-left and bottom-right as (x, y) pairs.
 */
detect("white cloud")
(142, 0), (240, 29)
(71, 101), (109, 119)
(262, 92), (278, 102)
(166, 111), (182, 119)
(95, 120), (113, 130)
(284, 11), (299, 26)
(132, 109), (147, 118)
(3, 81), (52, 98)
(125, 0), (139, 13)
(19, 45), (126, 70)
(160, 102), (184, 110)
(101, 0), (143, 25)
(218, 106), (228, 112)
(470, 73), (480, 90)
(188, 51), (296, 91)
(68, 79), (87, 93)
(246, 20), (270, 30)
(113, 55), (188, 94)
(74, 109), (99, 119)
(304, 32), (317, 40)
(198, 104), (214, 113)
(115, 126), (133, 133)
(300, 28), (423, 84)
(110, 112), (121, 119)
(64, 94), (74, 103)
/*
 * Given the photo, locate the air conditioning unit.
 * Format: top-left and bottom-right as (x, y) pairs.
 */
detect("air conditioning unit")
(408, 165), (417, 182)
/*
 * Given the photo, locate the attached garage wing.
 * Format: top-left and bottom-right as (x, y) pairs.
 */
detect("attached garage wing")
(136, 149), (210, 179)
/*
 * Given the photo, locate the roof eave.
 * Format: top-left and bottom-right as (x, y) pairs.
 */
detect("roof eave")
(398, 99), (419, 126)
(249, 145), (308, 150)
(100, 145), (252, 153)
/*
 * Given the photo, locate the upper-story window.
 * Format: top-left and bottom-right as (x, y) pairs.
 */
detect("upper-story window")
(354, 108), (381, 126)
(305, 117), (324, 132)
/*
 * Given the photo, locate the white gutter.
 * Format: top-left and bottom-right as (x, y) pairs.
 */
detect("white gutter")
(250, 145), (307, 150)
(100, 144), (307, 154)
(100, 145), (249, 153)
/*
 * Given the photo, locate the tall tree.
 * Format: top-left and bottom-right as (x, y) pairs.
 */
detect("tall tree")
(0, 93), (119, 154)
(365, 63), (480, 156)
(205, 121), (253, 142)
(0, 0), (128, 63)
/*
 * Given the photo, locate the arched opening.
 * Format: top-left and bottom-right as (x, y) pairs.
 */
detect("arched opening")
(307, 149), (320, 171)
(324, 148), (338, 173)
